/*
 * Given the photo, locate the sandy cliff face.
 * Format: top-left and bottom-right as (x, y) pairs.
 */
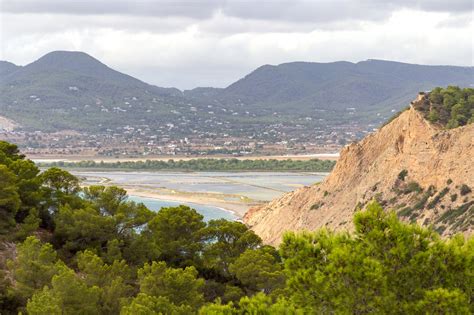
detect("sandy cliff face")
(244, 94), (474, 245)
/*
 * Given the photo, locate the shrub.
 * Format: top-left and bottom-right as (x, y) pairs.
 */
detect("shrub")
(310, 201), (324, 211)
(437, 201), (474, 224)
(421, 87), (474, 128)
(404, 181), (422, 194)
(427, 187), (450, 209)
(398, 170), (408, 181)
(398, 207), (414, 217)
(413, 186), (435, 210)
(460, 184), (471, 196)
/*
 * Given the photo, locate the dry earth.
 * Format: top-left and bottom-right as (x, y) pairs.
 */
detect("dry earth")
(245, 94), (474, 245)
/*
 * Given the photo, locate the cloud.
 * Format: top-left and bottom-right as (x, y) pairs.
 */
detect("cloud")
(0, 1), (472, 89)
(0, 0), (221, 18)
(2, 0), (471, 20)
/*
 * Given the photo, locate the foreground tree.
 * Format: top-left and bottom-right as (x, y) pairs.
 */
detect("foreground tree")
(229, 246), (285, 294)
(138, 261), (205, 310)
(120, 293), (193, 315)
(145, 205), (206, 267)
(7, 236), (59, 301)
(76, 250), (133, 314)
(27, 265), (101, 315)
(279, 201), (473, 314)
(0, 165), (20, 234)
(203, 219), (262, 277)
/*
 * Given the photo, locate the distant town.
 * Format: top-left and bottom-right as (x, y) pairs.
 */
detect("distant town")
(1, 119), (374, 158)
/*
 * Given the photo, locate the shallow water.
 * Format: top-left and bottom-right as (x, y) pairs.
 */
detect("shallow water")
(127, 195), (239, 221)
(73, 171), (327, 201)
(73, 171), (328, 221)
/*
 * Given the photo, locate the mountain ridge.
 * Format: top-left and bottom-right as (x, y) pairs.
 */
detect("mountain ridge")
(1, 51), (473, 137)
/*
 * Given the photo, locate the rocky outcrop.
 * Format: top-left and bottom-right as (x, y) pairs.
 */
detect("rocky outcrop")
(244, 94), (474, 245)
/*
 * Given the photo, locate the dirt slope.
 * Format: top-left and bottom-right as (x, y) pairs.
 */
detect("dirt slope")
(244, 94), (474, 245)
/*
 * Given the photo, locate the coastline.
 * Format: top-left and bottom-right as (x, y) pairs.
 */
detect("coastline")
(124, 188), (257, 217)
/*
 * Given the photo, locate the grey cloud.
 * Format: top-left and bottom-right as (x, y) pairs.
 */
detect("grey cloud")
(1, 0), (471, 89)
(2, 0), (471, 23)
(0, 0), (221, 18)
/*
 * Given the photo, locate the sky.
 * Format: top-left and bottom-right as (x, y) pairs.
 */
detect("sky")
(0, 0), (472, 89)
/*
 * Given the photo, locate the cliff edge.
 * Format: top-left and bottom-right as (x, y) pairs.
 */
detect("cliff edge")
(244, 93), (474, 245)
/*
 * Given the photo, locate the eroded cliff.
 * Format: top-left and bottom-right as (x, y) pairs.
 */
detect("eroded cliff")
(244, 94), (474, 245)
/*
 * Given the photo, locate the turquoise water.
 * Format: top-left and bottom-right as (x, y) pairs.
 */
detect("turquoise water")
(127, 195), (239, 222)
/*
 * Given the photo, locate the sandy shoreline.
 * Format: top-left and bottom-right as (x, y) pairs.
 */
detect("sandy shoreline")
(124, 188), (258, 217)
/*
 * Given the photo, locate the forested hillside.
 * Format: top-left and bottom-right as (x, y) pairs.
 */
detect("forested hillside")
(185, 59), (474, 121)
(1, 51), (473, 135)
(0, 51), (186, 132)
(0, 140), (472, 314)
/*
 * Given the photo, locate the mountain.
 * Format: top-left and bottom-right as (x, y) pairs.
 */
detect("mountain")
(0, 51), (190, 132)
(244, 92), (474, 245)
(2, 51), (180, 94)
(0, 51), (473, 138)
(0, 61), (20, 76)
(187, 60), (473, 117)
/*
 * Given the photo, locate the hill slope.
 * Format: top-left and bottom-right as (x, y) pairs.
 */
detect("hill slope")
(1, 52), (472, 136)
(244, 93), (474, 245)
(0, 51), (192, 132)
(0, 61), (20, 76)
(187, 60), (474, 120)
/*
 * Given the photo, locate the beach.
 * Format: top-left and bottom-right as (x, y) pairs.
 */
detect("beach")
(72, 170), (329, 219)
(125, 187), (256, 217)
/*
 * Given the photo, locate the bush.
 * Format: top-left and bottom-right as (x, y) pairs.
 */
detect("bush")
(420, 87), (474, 128)
(398, 207), (414, 217)
(310, 201), (324, 211)
(437, 201), (474, 224)
(398, 169), (408, 181)
(427, 187), (450, 209)
(404, 181), (422, 194)
(460, 184), (471, 196)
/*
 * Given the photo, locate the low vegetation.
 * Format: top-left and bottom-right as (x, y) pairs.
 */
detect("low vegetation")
(398, 169), (408, 181)
(418, 86), (474, 128)
(310, 201), (324, 210)
(436, 201), (474, 225)
(412, 186), (436, 210)
(460, 184), (472, 196)
(42, 158), (336, 172)
(0, 141), (472, 314)
(427, 187), (450, 209)
(403, 181), (423, 194)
